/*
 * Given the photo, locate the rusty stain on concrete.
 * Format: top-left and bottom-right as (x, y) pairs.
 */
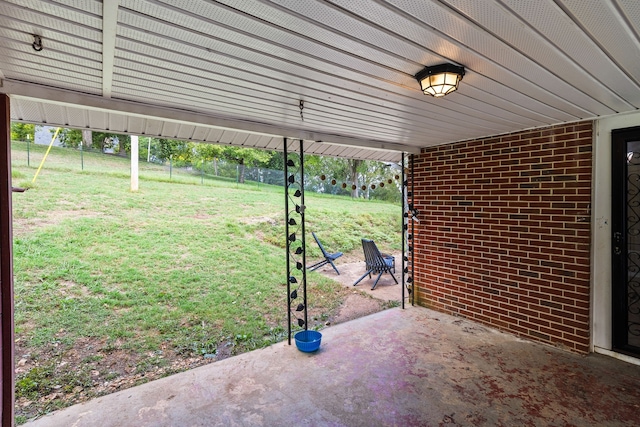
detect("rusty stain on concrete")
(26, 306), (640, 427)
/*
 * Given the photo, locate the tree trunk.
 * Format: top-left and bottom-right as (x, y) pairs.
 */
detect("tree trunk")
(213, 158), (218, 176)
(82, 130), (92, 148)
(348, 159), (362, 198)
(238, 159), (245, 183)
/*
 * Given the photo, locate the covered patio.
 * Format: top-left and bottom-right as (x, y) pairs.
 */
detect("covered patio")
(24, 306), (640, 427)
(3, 1), (640, 425)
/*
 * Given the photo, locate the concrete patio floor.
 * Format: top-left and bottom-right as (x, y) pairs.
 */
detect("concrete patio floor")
(25, 306), (640, 427)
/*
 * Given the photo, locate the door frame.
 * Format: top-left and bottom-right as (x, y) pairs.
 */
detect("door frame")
(593, 113), (640, 364)
(611, 126), (640, 356)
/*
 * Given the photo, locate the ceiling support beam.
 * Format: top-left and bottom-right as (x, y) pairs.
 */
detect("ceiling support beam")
(102, 0), (119, 98)
(2, 81), (420, 155)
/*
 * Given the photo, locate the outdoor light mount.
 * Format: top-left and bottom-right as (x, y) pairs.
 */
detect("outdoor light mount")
(415, 63), (465, 97)
(32, 34), (43, 52)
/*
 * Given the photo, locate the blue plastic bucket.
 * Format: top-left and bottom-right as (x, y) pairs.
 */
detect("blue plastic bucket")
(294, 330), (322, 352)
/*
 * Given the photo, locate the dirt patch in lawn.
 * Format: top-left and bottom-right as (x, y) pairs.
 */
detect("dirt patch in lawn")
(12, 209), (102, 238)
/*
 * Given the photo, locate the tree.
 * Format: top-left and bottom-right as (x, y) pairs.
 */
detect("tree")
(193, 143), (225, 175)
(221, 147), (273, 183)
(10, 122), (35, 141)
(56, 128), (131, 153)
(154, 139), (191, 164)
(82, 130), (92, 148)
(57, 128), (82, 148)
(84, 132), (130, 155)
(303, 155), (350, 195)
(348, 159), (364, 198)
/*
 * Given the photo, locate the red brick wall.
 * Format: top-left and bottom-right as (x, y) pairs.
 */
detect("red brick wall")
(412, 121), (592, 353)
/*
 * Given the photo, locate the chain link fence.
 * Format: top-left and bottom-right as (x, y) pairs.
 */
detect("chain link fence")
(11, 139), (400, 202)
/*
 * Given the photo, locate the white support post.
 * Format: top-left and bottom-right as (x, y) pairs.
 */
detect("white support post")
(131, 135), (139, 192)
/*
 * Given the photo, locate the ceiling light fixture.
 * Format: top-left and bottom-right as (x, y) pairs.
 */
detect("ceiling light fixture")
(415, 63), (465, 97)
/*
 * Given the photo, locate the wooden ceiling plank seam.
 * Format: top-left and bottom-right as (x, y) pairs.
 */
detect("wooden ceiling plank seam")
(111, 47), (510, 133)
(0, 47), (102, 77)
(112, 86), (469, 144)
(4, 78), (99, 99)
(442, 0), (637, 110)
(255, 0), (425, 65)
(346, 0), (606, 117)
(0, 28), (102, 62)
(208, 128), (226, 143)
(112, 20), (568, 128)
(85, 84), (484, 148)
(111, 59), (540, 134)
(111, 22), (428, 109)
(177, 124), (194, 139)
(462, 75), (578, 123)
(10, 98), (24, 121)
(110, 24), (586, 127)
(110, 54), (538, 142)
(110, 74), (501, 140)
(557, 0), (640, 100)
(0, 20), (101, 52)
(2, 63), (102, 87)
(113, 8), (418, 93)
(378, 0), (614, 116)
(82, 107), (89, 131)
(121, 0), (420, 78)
(0, 1), (102, 31)
(316, 1), (585, 117)
(113, 40), (428, 121)
(62, 105), (69, 126)
(0, 81), (450, 154)
(114, 9), (516, 122)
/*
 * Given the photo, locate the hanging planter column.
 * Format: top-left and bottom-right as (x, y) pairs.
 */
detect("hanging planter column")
(402, 154), (416, 307)
(283, 138), (308, 345)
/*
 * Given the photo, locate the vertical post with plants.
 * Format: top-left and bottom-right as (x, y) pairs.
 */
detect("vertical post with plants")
(284, 138), (307, 344)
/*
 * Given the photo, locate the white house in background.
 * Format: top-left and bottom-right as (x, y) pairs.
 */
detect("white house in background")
(34, 125), (61, 146)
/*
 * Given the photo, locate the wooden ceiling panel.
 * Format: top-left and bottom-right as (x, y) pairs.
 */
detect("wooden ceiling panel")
(3, 0), (640, 161)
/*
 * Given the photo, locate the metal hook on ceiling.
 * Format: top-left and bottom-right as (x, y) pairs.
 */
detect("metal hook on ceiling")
(32, 34), (43, 52)
(299, 100), (304, 121)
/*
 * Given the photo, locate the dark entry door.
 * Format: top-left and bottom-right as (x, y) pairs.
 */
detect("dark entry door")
(612, 127), (640, 357)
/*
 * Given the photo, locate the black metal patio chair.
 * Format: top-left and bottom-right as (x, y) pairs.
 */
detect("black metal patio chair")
(353, 238), (398, 290)
(307, 232), (343, 275)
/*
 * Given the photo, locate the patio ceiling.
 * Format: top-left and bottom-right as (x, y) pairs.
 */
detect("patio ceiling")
(1, 0), (640, 162)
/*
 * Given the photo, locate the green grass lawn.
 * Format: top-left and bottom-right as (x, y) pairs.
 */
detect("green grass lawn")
(9, 141), (401, 423)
